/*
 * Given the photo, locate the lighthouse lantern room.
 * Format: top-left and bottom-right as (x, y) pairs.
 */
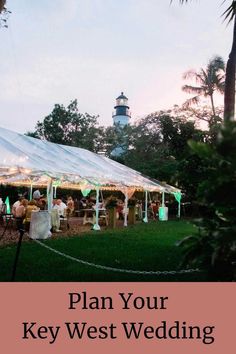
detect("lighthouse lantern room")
(112, 92), (131, 126)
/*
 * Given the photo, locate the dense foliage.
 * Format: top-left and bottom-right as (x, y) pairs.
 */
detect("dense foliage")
(179, 122), (236, 280)
(27, 100), (103, 152)
(28, 100), (222, 202)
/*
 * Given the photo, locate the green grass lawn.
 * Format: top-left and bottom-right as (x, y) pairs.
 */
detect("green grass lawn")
(0, 220), (206, 282)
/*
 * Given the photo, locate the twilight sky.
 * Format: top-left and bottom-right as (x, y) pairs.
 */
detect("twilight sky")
(0, 0), (232, 133)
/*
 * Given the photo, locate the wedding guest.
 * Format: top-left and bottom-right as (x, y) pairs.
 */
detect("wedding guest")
(12, 196), (24, 216)
(15, 199), (28, 231)
(24, 200), (39, 231)
(67, 196), (74, 216)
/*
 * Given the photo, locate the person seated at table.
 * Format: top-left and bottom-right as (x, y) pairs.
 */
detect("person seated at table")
(77, 198), (87, 217)
(87, 198), (95, 210)
(15, 198), (28, 231)
(36, 197), (47, 210)
(12, 196), (24, 216)
(81, 198), (95, 218)
(24, 200), (39, 231)
(52, 199), (57, 208)
(54, 199), (67, 218)
(67, 196), (74, 216)
(79, 198), (87, 208)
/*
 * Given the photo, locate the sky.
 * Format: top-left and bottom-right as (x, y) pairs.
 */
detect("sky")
(0, 0), (233, 133)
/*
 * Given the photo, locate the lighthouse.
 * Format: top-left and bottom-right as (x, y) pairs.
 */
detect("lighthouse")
(112, 92), (131, 126)
(111, 92), (130, 157)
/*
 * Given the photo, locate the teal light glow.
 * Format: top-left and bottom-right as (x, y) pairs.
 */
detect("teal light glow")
(159, 207), (165, 220)
(173, 191), (181, 203)
(81, 189), (91, 197)
(5, 196), (11, 214)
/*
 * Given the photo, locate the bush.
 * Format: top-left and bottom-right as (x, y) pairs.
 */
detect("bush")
(179, 122), (236, 281)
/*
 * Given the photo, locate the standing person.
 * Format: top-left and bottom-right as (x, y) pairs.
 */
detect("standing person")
(33, 190), (44, 201)
(33, 189), (45, 209)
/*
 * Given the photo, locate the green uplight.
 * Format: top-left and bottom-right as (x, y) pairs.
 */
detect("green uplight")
(5, 196), (11, 214)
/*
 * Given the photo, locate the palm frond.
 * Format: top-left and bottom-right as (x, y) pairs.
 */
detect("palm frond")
(182, 69), (197, 80)
(182, 96), (201, 109)
(182, 85), (205, 94)
(171, 1), (235, 23)
(222, 1), (236, 24)
(209, 55), (225, 71)
(183, 70), (206, 85)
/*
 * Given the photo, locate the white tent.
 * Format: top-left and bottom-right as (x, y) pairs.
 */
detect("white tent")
(0, 126), (180, 193)
(0, 127), (181, 228)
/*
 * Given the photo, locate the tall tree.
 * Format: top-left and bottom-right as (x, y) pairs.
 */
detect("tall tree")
(27, 100), (103, 152)
(121, 112), (204, 186)
(182, 56), (225, 116)
(223, 1), (236, 121)
(172, 1), (236, 121)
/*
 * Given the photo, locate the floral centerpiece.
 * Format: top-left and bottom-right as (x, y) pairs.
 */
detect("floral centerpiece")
(128, 197), (137, 224)
(128, 197), (137, 207)
(105, 196), (118, 209)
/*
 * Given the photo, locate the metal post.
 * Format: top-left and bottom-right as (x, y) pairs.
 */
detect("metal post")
(124, 190), (128, 227)
(143, 190), (148, 223)
(93, 187), (101, 231)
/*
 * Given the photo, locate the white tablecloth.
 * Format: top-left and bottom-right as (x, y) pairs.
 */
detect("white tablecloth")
(29, 211), (52, 239)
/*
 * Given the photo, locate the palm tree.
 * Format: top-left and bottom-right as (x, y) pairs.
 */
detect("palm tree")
(182, 56), (225, 116)
(172, 0), (236, 121)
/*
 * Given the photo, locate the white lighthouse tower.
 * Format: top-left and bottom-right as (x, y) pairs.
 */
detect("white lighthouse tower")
(112, 92), (131, 126)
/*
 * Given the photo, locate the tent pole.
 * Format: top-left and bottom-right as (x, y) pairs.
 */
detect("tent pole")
(159, 190), (167, 221)
(143, 190), (148, 223)
(162, 191), (165, 208)
(124, 190), (128, 227)
(101, 190), (104, 204)
(29, 183), (33, 200)
(53, 185), (57, 199)
(177, 200), (181, 218)
(93, 186), (101, 231)
(47, 178), (53, 212)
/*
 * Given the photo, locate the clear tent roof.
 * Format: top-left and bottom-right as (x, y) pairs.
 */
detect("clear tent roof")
(0, 127), (180, 193)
